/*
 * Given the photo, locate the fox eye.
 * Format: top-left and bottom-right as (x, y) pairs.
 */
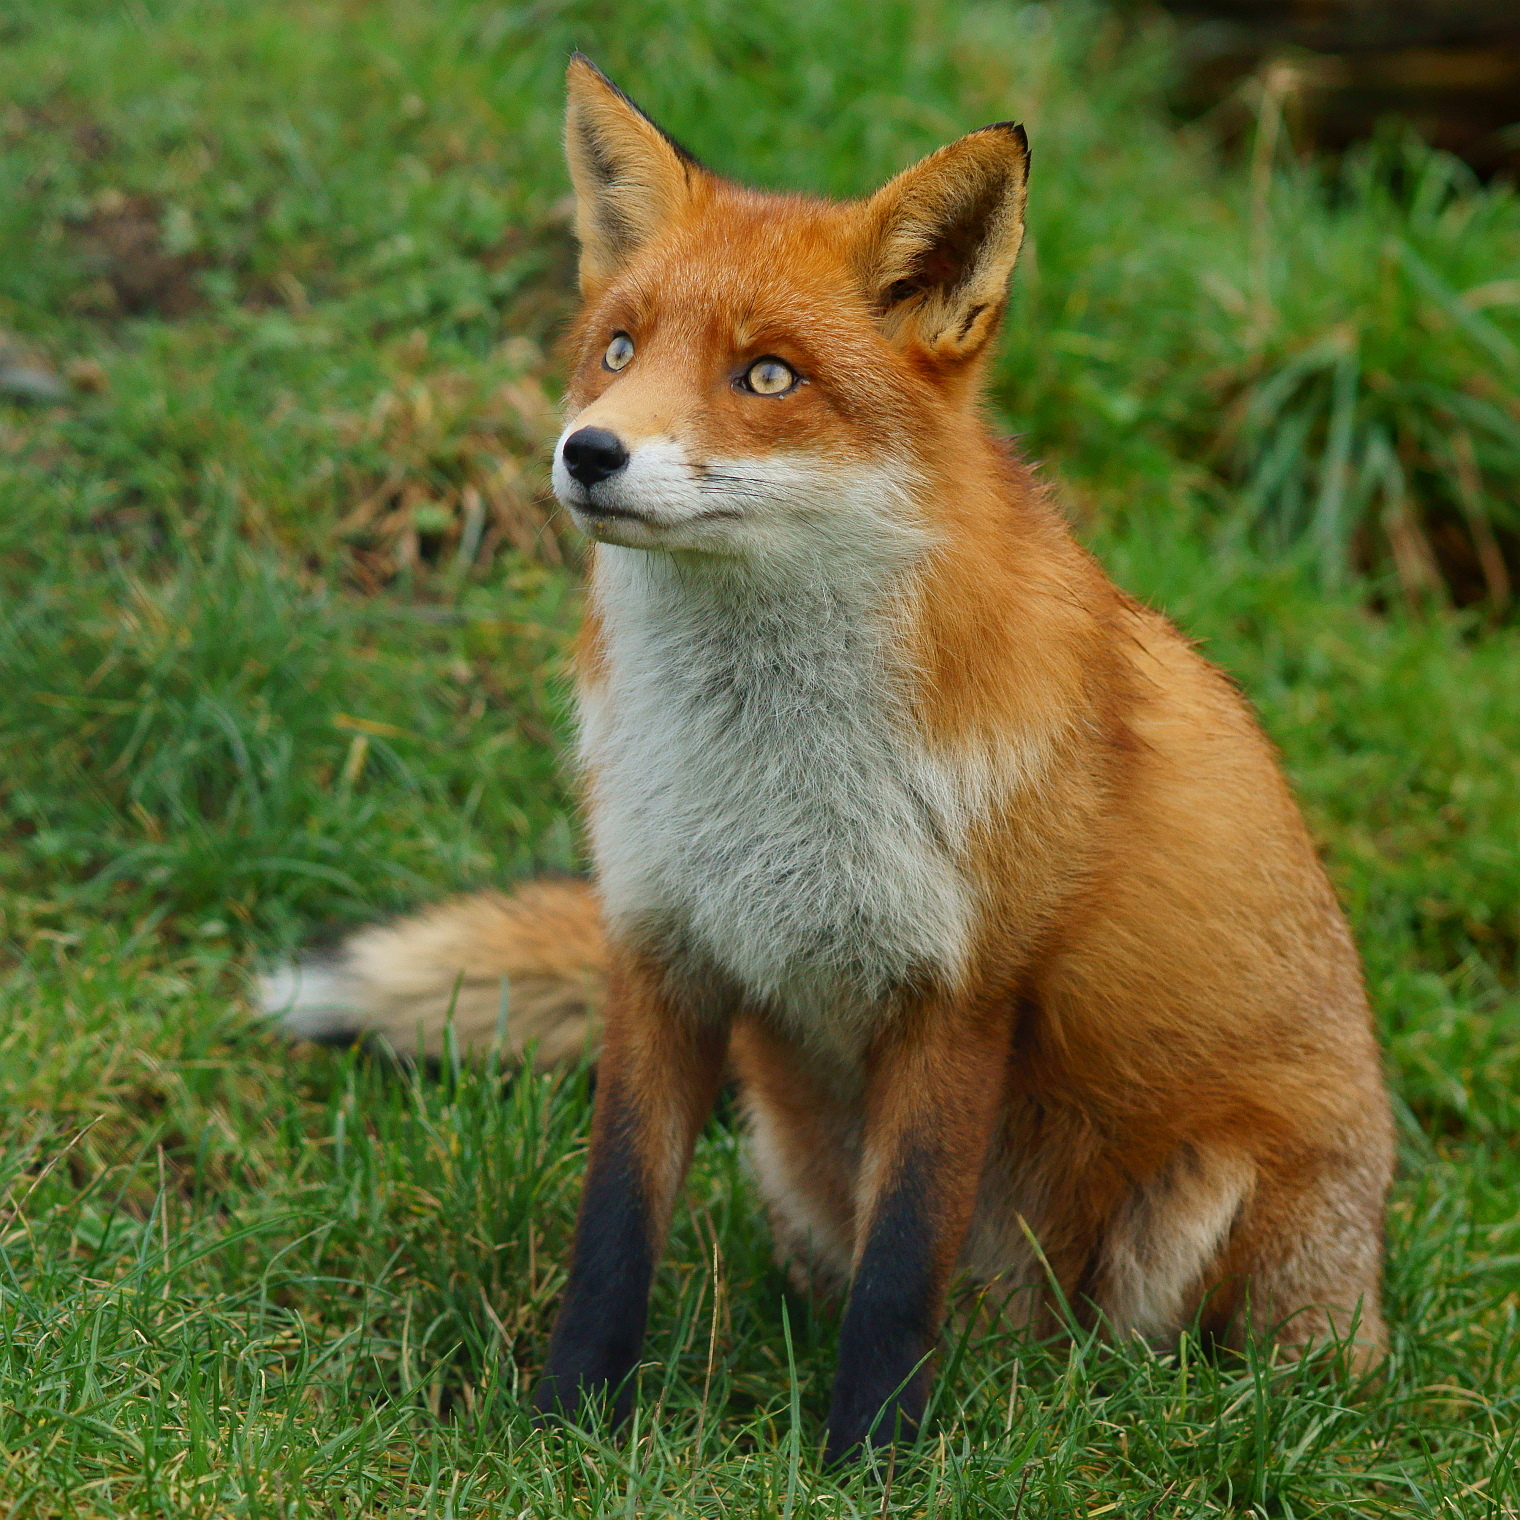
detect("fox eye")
(739, 356), (800, 397)
(602, 332), (635, 372)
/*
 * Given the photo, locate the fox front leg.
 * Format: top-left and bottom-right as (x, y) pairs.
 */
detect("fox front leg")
(824, 1001), (1011, 1465)
(530, 952), (728, 1427)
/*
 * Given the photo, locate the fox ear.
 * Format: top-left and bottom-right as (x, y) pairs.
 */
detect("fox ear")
(564, 54), (703, 293)
(857, 124), (1029, 362)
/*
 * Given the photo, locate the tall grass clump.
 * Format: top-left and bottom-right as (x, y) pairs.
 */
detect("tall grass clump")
(0, 504), (579, 942)
(1222, 129), (1520, 605)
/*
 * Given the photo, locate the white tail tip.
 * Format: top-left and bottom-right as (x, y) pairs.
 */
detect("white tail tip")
(258, 957), (368, 1045)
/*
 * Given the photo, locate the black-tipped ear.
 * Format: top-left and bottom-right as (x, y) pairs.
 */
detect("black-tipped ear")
(564, 55), (706, 293)
(856, 123), (1029, 361)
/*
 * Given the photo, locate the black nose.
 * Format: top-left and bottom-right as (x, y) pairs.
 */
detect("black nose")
(562, 426), (629, 488)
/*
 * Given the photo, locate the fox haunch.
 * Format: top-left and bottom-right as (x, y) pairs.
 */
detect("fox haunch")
(269, 57), (1393, 1464)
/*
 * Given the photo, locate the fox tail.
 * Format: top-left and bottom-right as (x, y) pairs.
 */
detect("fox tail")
(259, 878), (607, 1066)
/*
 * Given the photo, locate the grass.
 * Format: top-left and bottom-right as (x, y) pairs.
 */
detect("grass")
(0, 0), (1518, 1513)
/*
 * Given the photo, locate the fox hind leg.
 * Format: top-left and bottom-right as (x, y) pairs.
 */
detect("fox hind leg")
(1095, 1141), (1389, 1370)
(1214, 1149), (1391, 1373)
(1096, 1144), (1255, 1346)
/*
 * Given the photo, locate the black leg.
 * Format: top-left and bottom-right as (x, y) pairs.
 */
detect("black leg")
(529, 950), (728, 1429)
(531, 1106), (653, 1426)
(821, 1000), (1012, 1465)
(824, 1150), (938, 1464)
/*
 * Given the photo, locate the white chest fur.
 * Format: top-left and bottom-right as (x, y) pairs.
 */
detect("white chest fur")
(579, 544), (977, 1043)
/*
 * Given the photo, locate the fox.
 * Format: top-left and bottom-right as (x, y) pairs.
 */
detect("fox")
(268, 56), (1394, 1464)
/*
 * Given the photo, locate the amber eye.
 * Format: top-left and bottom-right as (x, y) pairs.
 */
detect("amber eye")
(740, 356), (799, 396)
(602, 332), (634, 372)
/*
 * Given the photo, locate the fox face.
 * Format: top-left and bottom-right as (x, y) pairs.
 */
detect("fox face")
(550, 57), (1029, 567)
(551, 216), (919, 563)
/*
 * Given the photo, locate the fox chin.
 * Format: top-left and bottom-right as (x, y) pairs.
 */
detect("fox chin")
(265, 53), (1393, 1466)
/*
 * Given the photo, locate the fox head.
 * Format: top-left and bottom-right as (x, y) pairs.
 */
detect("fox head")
(551, 55), (1029, 563)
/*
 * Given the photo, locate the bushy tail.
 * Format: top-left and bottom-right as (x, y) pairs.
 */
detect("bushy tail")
(260, 878), (607, 1066)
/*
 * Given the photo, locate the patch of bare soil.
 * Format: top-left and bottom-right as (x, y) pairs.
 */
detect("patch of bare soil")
(332, 341), (573, 589)
(65, 190), (209, 318)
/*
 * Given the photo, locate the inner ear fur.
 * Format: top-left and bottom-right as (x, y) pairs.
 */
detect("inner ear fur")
(857, 123), (1029, 362)
(564, 54), (707, 294)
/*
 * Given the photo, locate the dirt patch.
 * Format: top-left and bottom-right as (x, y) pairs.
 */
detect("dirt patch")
(485, 208), (580, 345)
(1166, 0), (1520, 177)
(65, 191), (209, 319)
(331, 343), (573, 589)
(2, 99), (113, 161)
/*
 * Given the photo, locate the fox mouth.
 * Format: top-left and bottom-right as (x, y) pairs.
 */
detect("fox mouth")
(552, 430), (755, 541)
(568, 495), (645, 522)
(557, 482), (664, 534)
(563, 490), (743, 531)
(562, 493), (698, 549)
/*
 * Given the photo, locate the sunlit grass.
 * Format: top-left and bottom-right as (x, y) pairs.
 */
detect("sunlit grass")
(3, 931), (1519, 1515)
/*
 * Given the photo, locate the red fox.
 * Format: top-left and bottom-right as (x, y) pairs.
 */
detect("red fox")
(269, 56), (1393, 1463)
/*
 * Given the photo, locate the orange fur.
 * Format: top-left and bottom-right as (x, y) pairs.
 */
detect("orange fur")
(262, 878), (604, 1066)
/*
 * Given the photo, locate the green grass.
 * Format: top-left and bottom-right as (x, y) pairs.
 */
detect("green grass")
(1, 0), (1519, 1513)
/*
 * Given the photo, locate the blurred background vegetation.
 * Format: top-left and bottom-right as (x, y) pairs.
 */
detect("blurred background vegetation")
(1, 0), (1519, 1512)
(2, 0), (1518, 945)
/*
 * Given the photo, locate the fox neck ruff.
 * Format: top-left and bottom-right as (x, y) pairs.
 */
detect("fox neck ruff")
(579, 531), (980, 1048)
